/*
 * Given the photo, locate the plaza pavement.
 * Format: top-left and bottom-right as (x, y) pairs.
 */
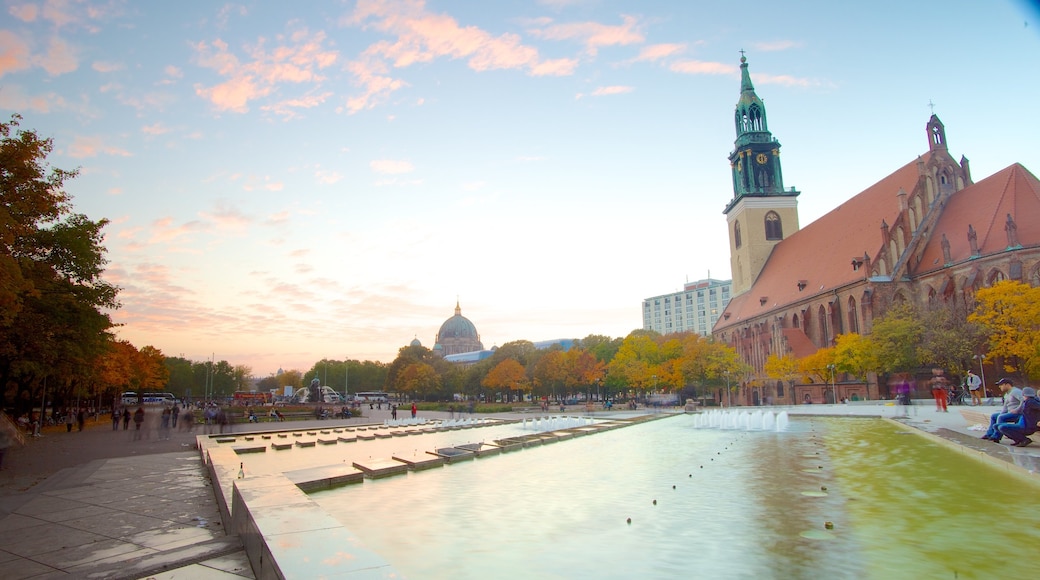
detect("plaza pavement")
(1, 401), (1037, 579)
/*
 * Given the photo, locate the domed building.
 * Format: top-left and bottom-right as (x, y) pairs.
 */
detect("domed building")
(434, 301), (484, 356)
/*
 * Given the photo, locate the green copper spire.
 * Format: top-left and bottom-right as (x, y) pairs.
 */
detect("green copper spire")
(724, 54), (798, 214)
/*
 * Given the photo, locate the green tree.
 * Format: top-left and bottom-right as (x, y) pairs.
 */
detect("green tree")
(833, 333), (881, 382)
(398, 362), (439, 401)
(870, 303), (924, 373)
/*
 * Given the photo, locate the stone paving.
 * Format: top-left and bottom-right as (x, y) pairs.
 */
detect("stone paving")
(1, 401), (1036, 579)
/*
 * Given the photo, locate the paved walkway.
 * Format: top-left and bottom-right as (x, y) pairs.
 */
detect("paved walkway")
(1, 402), (1036, 579)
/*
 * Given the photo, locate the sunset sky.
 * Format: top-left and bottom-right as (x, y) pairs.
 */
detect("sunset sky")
(3, 1), (1038, 376)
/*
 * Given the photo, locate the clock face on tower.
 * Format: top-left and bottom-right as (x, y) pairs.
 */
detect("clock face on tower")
(755, 153), (768, 165)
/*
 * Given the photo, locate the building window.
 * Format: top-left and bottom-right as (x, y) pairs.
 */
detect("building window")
(765, 211), (783, 240)
(734, 221), (742, 248)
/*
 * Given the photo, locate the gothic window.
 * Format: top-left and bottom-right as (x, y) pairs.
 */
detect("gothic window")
(792, 313), (800, 328)
(817, 305), (829, 347)
(765, 212), (782, 240)
(847, 296), (859, 334)
(734, 221), (742, 248)
(1031, 265), (1040, 287)
(987, 269), (1006, 286)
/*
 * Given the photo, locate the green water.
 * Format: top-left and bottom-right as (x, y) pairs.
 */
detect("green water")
(823, 418), (1040, 579)
(309, 416), (1039, 579)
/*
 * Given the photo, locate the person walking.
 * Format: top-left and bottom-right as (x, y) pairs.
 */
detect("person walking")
(411, 402), (417, 419)
(64, 409), (74, 432)
(966, 370), (983, 406)
(122, 407), (131, 430)
(76, 408), (85, 431)
(111, 407), (120, 430)
(132, 406), (145, 440)
(172, 404), (180, 428)
(930, 370), (949, 412)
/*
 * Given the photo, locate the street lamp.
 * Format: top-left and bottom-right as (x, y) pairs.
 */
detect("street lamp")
(827, 364), (837, 405)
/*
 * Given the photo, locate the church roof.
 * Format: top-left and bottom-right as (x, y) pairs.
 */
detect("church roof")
(716, 152), (934, 331)
(915, 163), (1040, 275)
(437, 302), (479, 340)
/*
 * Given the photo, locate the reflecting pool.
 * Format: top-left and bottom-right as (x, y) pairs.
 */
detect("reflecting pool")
(309, 415), (1039, 579)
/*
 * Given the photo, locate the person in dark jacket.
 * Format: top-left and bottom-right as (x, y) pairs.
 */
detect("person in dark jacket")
(997, 387), (1040, 447)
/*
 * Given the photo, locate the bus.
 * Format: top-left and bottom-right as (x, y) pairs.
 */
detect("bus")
(352, 391), (389, 404)
(121, 392), (179, 406)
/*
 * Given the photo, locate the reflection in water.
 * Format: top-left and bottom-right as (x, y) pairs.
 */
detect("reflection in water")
(309, 416), (1038, 579)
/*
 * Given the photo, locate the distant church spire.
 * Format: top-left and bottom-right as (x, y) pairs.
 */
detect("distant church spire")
(455, 299), (461, 316)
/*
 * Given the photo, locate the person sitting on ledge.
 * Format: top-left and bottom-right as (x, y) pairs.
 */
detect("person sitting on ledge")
(997, 387), (1040, 447)
(982, 378), (1024, 442)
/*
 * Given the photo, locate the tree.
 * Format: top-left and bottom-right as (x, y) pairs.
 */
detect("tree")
(398, 362), (439, 401)
(870, 303), (924, 373)
(833, 333), (881, 383)
(0, 115), (120, 414)
(918, 302), (986, 377)
(482, 359), (526, 402)
(798, 347), (836, 384)
(969, 280), (1040, 377)
(764, 353), (799, 397)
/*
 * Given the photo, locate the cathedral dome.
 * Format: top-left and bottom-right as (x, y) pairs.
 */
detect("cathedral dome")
(434, 301), (484, 356)
(410, 337), (422, 347)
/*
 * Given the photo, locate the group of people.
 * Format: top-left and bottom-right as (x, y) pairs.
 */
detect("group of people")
(981, 378), (1040, 447)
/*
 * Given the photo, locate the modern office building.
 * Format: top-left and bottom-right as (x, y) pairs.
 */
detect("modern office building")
(642, 278), (732, 336)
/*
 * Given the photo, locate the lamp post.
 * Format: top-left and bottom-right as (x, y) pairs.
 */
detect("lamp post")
(344, 358), (349, 402)
(974, 354), (987, 401)
(827, 364), (837, 405)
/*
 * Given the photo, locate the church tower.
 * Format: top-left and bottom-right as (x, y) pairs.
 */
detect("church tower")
(724, 55), (800, 296)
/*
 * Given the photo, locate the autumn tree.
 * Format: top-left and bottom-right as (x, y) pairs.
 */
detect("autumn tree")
(870, 303), (924, 373)
(398, 362), (439, 401)
(969, 280), (1040, 377)
(482, 359), (526, 402)
(0, 115), (119, 414)
(798, 347), (836, 384)
(764, 353), (799, 396)
(832, 333), (881, 382)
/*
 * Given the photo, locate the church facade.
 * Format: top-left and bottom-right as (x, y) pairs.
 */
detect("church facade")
(433, 301), (484, 356)
(712, 57), (1040, 405)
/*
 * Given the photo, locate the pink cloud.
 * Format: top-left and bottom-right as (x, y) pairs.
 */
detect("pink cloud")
(34, 36), (78, 75)
(147, 217), (206, 244)
(370, 159), (414, 174)
(9, 4), (38, 21)
(0, 31), (31, 78)
(632, 43), (685, 62)
(192, 28), (338, 113)
(753, 40), (803, 52)
(199, 204), (253, 231)
(576, 85), (633, 99)
(315, 169), (343, 184)
(755, 73), (817, 87)
(528, 14), (644, 55)
(92, 60), (122, 73)
(42, 0), (79, 28)
(261, 90), (333, 119)
(343, 0), (576, 113)
(141, 122), (170, 135)
(0, 86), (59, 113)
(67, 135), (132, 158)
(668, 59), (732, 75)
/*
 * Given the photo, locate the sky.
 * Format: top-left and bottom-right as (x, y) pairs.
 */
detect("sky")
(2, 0), (1039, 376)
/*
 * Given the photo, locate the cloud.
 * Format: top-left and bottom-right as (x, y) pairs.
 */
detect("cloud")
(242, 175), (284, 191)
(528, 14), (644, 56)
(578, 84), (632, 99)
(147, 217), (206, 244)
(369, 159), (414, 174)
(0, 85), (63, 112)
(199, 204), (253, 231)
(92, 60), (122, 73)
(668, 59), (732, 75)
(67, 135), (132, 158)
(261, 90), (333, 119)
(374, 177), (422, 187)
(631, 43), (685, 62)
(34, 36), (78, 75)
(753, 40), (802, 52)
(108, 187), (123, 195)
(754, 73), (817, 87)
(9, 4), (38, 21)
(315, 169), (343, 184)
(342, 0), (576, 113)
(265, 210), (291, 226)
(141, 122), (170, 135)
(193, 28), (338, 113)
(0, 31), (32, 78)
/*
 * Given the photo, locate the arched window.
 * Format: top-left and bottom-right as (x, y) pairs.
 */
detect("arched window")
(817, 305), (829, 347)
(792, 313), (800, 329)
(987, 269), (1006, 286)
(734, 221), (742, 249)
(847, 296), (859, 334)
(765, 212), (782, 240)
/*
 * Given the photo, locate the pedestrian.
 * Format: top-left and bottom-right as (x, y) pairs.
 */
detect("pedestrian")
(77, 408), (85, 431)
(391, 405), (397, 420)
(122, 407), (131, 430)
(133, 406), (145, 440)
(111, 407), (120, 430)
(966, 370), (983, 406)
(411, 402), (417, 419)
(218, 407), (229, 434)
(64, 408), (74, 432)
(930, 369), (949, 412)
(449, 404), (455, 419)
(160, 406), (172, 439)
(172, 403), (180, 428)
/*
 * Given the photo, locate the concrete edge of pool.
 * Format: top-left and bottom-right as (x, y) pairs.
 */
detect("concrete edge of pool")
(200, 414), (669, 579)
